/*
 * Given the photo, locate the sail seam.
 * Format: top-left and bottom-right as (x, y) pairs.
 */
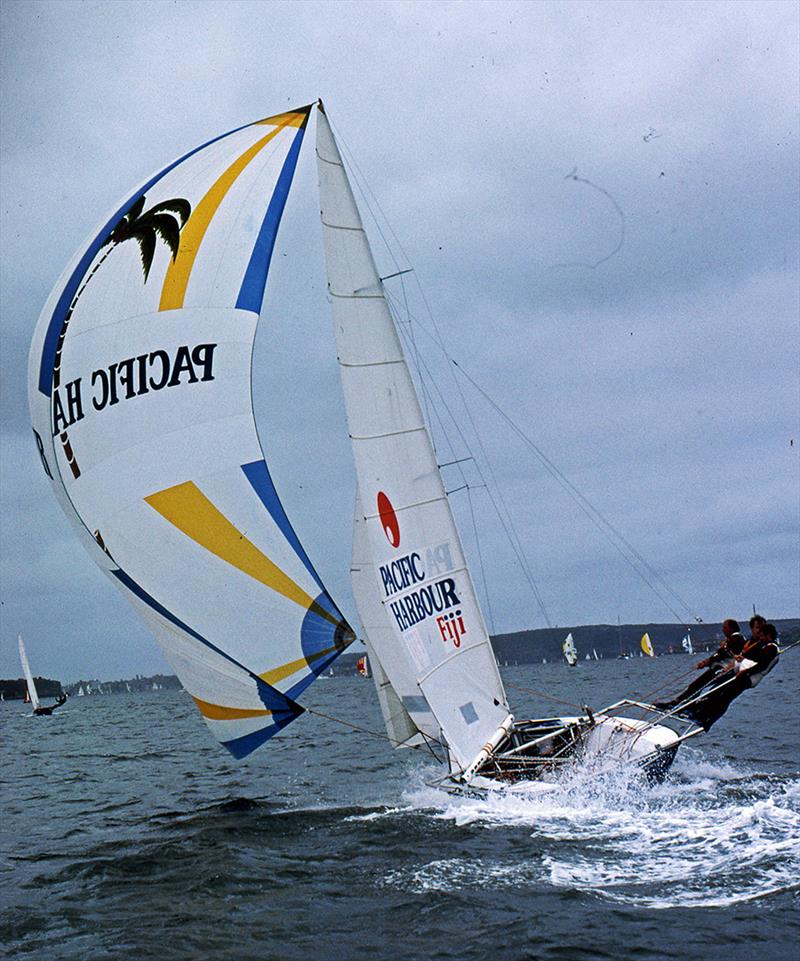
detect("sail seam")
(328, 290), (383, 299)
(363, 492), (449, 515)
(315, 150), (344, 168)
(320, 219), (363, 231)
(338, 358), (404, 369)
(416, 639), (500, 686)
(350, 425), (426, 441)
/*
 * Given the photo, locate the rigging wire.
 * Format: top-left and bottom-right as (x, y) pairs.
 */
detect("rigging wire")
(326, 107), (701, 630)
(393, 315), (552, 625)
(452, 358), (701, 626)
(302, 705), (445, 761)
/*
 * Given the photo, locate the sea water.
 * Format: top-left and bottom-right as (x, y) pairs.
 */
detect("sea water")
(1, 653), (798, 961)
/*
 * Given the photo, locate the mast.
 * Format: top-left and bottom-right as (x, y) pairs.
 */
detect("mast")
(316, 103), (511, 773)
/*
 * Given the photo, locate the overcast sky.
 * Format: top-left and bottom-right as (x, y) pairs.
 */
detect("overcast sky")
(1, 0), (798, 683)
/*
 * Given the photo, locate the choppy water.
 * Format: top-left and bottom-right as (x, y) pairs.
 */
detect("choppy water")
(2, 655), (798, 961)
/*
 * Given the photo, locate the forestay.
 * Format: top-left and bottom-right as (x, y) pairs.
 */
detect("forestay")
(28, 105), (354, 758)
(316, 105), (510, 772)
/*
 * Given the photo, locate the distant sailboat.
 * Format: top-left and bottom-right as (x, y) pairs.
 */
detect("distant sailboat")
(641, 632), (655, 657)
(682, 630), (693, 655)
(27, 101), (693, 787)
(18, 635), (66, 716)
(592, 648), (599, 660)
(355, 655), (370, 678)
(562, 633), (579, 667)
(19, 634), (41, 711)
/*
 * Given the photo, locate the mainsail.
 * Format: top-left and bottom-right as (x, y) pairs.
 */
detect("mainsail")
(316, 105), (511, 772)
(18, 635), (40, 710)
(28, 106), (354, 758)
(562, 632), (578, 667)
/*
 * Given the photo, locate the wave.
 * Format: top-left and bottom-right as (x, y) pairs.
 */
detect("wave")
(392, 749), (800, 907)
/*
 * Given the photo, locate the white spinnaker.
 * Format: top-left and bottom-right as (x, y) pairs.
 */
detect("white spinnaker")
(28, 107), (353, 758)
(352, 489), (437, 748)
(18, 635), (40, 710)
(317, 106), (510, 772)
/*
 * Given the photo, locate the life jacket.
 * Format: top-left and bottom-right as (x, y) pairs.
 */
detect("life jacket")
(736, 642), (779, 687)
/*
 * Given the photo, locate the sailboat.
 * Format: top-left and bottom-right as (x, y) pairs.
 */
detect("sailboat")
(641, 632), (655, 657)
(682, 630), (693, 655)
(28, 102), (696, 787)
(562, 633), (579, 667)
(18, 635), (66, 716)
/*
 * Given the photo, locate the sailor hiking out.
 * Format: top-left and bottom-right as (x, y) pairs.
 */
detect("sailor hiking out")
(655, 617), (779, 731)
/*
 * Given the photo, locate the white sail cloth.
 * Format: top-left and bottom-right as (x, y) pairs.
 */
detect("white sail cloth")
(28, 107), (353, 757)
(316, 106), (510, 772)
(18, 636), (40, 710)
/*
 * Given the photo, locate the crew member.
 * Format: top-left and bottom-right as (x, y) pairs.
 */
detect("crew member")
(33, 693), (68, 717)
(655, 618), (745, 711)
(673, 623), (780, 731)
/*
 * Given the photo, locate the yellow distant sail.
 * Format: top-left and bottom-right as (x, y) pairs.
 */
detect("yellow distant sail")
(641, 632), (655, 657)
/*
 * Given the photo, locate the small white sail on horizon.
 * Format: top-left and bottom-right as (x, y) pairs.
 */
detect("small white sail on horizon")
(18, 635), (40, 710)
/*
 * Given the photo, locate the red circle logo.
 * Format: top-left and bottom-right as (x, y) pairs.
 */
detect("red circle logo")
(377, 491), (400, 548)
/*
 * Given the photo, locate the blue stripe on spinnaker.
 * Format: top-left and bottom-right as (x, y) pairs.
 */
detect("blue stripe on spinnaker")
(235, 118), (308, 314)
(241, 459), (326, 594)
(221, 714), (296, 759)
(38, 119), (256, 397)
(110, 568), (302, 721)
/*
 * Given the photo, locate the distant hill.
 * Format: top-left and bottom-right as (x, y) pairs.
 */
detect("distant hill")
(0, 677), (63, 700)
(3, 620), (795, 692)
(490, 619), (800, 664)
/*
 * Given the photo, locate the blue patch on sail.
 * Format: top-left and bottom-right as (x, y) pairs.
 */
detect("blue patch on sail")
(235, 119), (308, 315)
(37, 120), (256, 397)
(459, 702), (479, 725)
(241, 459), (325, 593)
(284, 592), (352, 701)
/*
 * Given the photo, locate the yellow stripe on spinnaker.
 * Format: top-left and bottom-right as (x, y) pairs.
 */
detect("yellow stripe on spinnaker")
(158, 111), (304, 312)
(254, 110), (307, 128)
(192, 696), (271, 720)
(144, 481), (339, 626)
(259, 644), (340, 686)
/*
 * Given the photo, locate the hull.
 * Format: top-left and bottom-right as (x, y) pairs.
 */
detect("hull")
(461, 704), (692, 791)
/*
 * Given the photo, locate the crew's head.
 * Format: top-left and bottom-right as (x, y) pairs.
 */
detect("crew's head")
(749, 614), (766, 637)
(722, 618), (741, 638)
(761, 623), (778, 642)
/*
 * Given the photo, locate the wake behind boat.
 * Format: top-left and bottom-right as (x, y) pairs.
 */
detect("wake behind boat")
(27, 102), (773, 791)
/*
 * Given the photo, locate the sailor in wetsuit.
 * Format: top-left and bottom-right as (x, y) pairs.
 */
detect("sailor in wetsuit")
(655, 618), (746, 711)
(33, 693), (68, 717)
(669, 621), (780, 731)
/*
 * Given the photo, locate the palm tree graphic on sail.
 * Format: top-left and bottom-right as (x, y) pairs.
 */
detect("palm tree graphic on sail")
(53, 195), (191, 479)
